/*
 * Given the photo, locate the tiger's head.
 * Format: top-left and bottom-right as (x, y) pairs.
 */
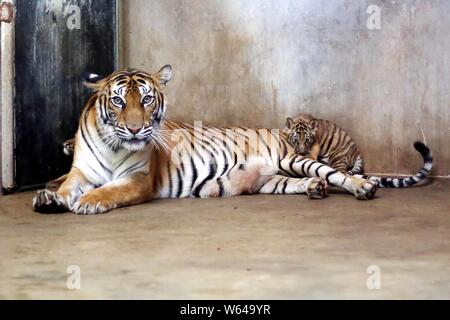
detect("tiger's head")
(284, 117), (316, 156)
(85, 65), (172, 152)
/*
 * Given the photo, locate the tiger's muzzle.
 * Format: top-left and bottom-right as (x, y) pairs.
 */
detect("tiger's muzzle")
(116, 125), (154, 151)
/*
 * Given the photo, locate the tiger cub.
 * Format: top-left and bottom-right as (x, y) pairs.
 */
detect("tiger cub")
(283, 113), (363, 175)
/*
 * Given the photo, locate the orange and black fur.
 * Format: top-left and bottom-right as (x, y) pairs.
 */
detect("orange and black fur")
(283, 113), (363, 175)
(283, 113), (433, 188)
(32, 67), (430, 215)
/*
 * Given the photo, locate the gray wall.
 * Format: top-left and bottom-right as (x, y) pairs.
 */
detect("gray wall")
(123, 0), (450, 176)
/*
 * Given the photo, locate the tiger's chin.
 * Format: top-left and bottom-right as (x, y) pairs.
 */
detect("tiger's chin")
(122, 138), (148, 151)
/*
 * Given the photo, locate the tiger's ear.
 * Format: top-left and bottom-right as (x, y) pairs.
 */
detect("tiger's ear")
(283, 118), (294, 131)
(83, 72), (103, 83)
(155, 65), (173, 87)
(82, 72), (106, 90)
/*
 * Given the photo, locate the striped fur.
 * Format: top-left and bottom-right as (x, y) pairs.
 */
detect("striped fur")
(284, 114), (433, 188)
(32, 68), (379, 215)
(358, 141), (433, 188)
(284, 113), (363, 175)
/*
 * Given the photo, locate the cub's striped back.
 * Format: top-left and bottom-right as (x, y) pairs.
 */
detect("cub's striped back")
(284, 113), (363, 175)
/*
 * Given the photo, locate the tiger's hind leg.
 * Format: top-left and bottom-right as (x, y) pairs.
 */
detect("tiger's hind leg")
(329, 161), (348, 174)
(347, 155), (364, 175)
(33, 189), (68, 213)
(257, 175), (328, 199)
(198, 163), (278, 198)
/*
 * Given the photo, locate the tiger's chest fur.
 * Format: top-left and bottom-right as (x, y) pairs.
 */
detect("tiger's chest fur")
(72, 105), (152, 186)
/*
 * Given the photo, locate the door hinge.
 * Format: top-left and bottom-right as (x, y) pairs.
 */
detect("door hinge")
(0, 2), (14, 23)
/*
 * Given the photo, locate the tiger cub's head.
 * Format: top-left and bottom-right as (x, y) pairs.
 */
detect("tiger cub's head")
(283, 117), (317, 156)
(85, 65), (172, 151)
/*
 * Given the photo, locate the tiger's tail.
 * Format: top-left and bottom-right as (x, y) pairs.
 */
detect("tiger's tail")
(362, 141), (432, 188)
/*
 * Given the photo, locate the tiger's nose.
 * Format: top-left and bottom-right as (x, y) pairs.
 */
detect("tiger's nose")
(126, 125), (141, 134)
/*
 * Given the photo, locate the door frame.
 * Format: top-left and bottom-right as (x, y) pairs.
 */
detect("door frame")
(1, 0), (15, 194)
(0, 0), (122, 194)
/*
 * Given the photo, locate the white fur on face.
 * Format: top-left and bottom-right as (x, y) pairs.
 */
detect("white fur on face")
(122, 140), (147, 151)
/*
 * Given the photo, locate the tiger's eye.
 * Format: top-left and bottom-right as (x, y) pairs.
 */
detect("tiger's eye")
(112, 97), (123, 106)
(142, 95), (153, 104)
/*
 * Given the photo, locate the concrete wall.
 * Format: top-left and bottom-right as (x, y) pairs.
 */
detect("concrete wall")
(122, 0), (449, 176)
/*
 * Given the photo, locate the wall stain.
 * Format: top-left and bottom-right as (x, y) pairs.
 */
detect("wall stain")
(123, 0), (450, 175)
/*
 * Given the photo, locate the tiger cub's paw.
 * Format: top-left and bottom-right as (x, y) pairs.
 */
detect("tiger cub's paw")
(306, 178), (328, 199)
(72, 194), (117, 215)
(32, 189), (67, 214)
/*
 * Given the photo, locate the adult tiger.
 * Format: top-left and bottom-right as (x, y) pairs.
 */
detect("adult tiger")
(33, 66), (380, 215)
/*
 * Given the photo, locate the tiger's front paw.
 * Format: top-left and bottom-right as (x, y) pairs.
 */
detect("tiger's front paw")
(350, 177), (377, 200)
(72, 193), (117, 215)
(306, 178), (328, 199)
(32, 189), (68, 214)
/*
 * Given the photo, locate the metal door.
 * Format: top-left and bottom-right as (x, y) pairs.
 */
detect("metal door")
(8, 0), (118, 192)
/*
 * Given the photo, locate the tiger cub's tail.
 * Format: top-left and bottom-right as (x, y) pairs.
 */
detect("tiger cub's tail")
(361, 141), (432, 188)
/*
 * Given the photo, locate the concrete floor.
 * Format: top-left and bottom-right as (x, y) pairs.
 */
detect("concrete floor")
(0, 179), (449, 299)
